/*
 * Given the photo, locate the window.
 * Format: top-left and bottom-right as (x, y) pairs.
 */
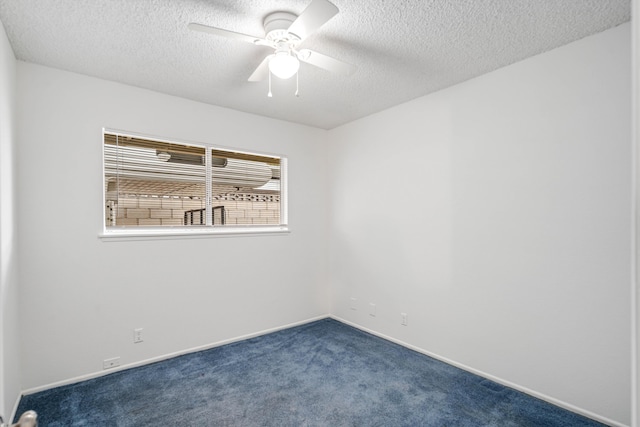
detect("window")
(102, 130), (287, 237)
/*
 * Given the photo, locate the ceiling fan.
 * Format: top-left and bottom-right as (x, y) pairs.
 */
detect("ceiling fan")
(188, 0), (354, 94)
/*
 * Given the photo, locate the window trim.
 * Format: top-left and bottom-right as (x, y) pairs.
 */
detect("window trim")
(100, 128), (289, 240)
(98, 226), (290, 242)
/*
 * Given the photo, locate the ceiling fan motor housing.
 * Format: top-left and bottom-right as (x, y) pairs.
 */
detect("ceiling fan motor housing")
(264, 12), (299, 43)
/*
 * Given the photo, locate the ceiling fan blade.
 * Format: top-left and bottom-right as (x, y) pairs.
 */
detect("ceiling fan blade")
(297, 49), (355, 75)
(248, 55), (272, 81)
(286, 0), (338, 41)
(188, 23), (265, 45)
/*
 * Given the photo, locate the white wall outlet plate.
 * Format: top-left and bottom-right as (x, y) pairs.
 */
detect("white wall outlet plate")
(401, 313), (408, 326)
(134, 328), (144, 343)
(103, 357), (120, 369)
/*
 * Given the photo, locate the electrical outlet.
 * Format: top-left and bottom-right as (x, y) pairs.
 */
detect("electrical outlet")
(350, 297), (357, 310)
(401, 313), (408, 326)
(369, 303), (376, 317)
(103, 357), (120, 369)
(134, 328), (144, 343)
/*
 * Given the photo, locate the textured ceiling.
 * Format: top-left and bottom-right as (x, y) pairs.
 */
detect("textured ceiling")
(0, 0), (630, 129)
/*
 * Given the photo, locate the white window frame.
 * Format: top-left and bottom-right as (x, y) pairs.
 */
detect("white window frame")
(99, 129), (289, 241)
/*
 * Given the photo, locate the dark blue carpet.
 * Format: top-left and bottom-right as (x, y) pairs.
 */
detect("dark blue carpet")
(16, 319), (604, 426)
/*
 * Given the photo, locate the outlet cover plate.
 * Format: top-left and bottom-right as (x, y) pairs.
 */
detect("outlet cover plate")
(134, 328), (144, 343)
(103, 357), (120, 369)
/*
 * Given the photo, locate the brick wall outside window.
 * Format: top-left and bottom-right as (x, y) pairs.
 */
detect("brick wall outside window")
(106, 193), (281, 227)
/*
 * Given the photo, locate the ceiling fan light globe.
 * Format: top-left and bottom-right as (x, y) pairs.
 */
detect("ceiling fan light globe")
(269, 52), (300, 79)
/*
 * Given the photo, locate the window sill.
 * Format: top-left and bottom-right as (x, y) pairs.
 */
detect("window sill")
(99, 226), (290, 242)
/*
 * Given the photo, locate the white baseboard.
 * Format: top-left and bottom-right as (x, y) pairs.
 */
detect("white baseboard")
(330, 315), (626, 427)
(8, 389), (21, 425)
(19, 314), (625, 427)
(21, 314), (330, 396)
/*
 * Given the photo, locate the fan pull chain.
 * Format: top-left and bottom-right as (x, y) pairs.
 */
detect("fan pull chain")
(267, 71), (273, 98)
(295, 71), (299, 97)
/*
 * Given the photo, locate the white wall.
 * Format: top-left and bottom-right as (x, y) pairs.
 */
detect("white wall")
(632, 3), (639, 427)
(328, 23), (631, 426)
(16, 63), (329, 390)
(0, 18), (20, 422)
